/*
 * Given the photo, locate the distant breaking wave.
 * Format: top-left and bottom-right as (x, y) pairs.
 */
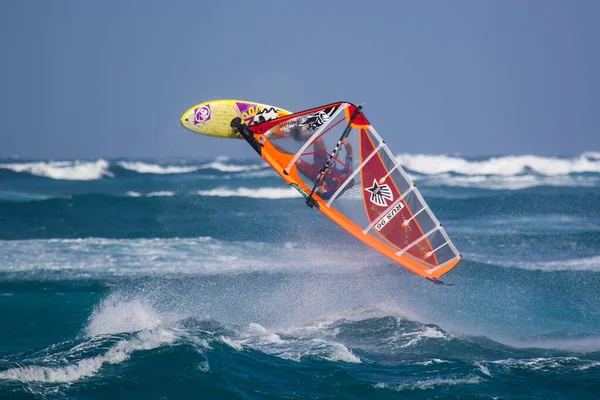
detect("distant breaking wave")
(416, 173), (600, 190)
(199, 160), (268, 173)
(582, 151), (600, 160)
(1, 153), (599, 183)
(117, 160), (266, 174)
(395, 153), (600, 176)
(0, 158), (269, 181)
(126, 191), (175, 197)
(197, 187), (301, 199)
(117, 161), (201, 174)
(0, 159), (112, 180)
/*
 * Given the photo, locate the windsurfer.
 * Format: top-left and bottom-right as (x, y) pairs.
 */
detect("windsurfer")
(295, 137), (354, 200)
(272, 116), (354, 200)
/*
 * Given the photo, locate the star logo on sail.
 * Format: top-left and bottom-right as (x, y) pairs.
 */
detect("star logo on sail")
(365, 179), (393, 207)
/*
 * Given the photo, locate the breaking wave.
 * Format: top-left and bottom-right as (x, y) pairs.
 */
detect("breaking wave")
(197, 187), (301, 199)
(0, 296), (176, 384)
(125, 191), (175, 197)
(0, 160), (112, 180)
(199, 160), (268, 173)
(415, 173), (600, 190)
(117, 161), (201, 174)
(2, 154), (598, 187)
(395, 153), (600, 176)
(118, 159), (266, 175)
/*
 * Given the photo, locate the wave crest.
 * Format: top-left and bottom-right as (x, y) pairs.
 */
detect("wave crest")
(396, 153), (600, 176)
(0, 160), (112, 180)
(200, 161), (267, 173)
(125, 191), (175, 197)
(118, 161), (200, 174)
(197, 187), (301, 199)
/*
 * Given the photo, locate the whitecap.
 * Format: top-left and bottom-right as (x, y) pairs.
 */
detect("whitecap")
(395, 153), (600, 176)
(0, 160), (112, 180)
(199, 161), (267, 173)
(117, 161), (200, 174)
(197, 187), (301, 199)
(125, 191), (175, 197)
(416, 173), (600, 190)
(376, 376), (481, 391)
(85, 296), (163, 336)
(0, 329), (175, 383)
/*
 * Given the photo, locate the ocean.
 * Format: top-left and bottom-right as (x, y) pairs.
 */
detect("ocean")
(0, 153), (599, 399)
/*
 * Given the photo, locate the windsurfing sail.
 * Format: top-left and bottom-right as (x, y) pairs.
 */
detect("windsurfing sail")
(233, 102), (461, 280)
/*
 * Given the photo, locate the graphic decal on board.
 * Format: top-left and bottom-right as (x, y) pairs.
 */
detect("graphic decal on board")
(252, 107), (279, 124)
(234, 102), (279, 126)
(194, 105), (211, 124)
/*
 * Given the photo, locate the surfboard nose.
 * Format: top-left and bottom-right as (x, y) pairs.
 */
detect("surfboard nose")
(180, 107), (194, 128)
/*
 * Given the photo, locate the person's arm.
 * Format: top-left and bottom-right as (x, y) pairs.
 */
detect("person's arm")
(342, 138), (353, 167)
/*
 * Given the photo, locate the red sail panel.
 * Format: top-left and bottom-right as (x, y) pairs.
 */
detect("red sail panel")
(358, 129), (435, 264)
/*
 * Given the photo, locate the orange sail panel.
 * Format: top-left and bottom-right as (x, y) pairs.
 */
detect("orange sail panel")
(247, 102), (461, 280)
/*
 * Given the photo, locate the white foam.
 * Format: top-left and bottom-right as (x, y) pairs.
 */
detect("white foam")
(197, 361), (210, 372)
(323, 342), (361, 363)
(395, 153), (600, 176)
(225, 323), (361, 364)
(220, 336), (243, 351)
(200, 161), (267, 173)
(237, 169), (278, 179)
(415, 358), (451, 366)
(126, 191), (175, 197)
(0, 329), (175, 383)
(147, 191), (174, 197)
(577, 361), (600, 371)
(475, 361), (492, 377)
(85, 296), (163, 336)
(393, 326), (449, 348)
(417, 173), (600, 190)
(245, 323), (284, 345)
(0, 160), (112, 180)
(117, 161), (200, 174)
(197, 187), (301, 199)
(1, 293), (175, 385)
(490, 357), (580, 371)
(0, 237), (371, 278)
(0, 296), (178, 384)
(467, 254), (600, 272)
(376, 376), (481, 391)
(582, 151), (600, 160)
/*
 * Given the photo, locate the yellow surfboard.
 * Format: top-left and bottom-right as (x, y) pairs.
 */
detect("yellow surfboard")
(180, 99), (291, 139)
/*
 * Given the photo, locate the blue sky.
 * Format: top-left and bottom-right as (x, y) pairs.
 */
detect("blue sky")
(1, 0), (598, 159)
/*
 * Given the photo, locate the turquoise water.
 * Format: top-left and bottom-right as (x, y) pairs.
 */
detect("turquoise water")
(0, 154), (599, 399)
